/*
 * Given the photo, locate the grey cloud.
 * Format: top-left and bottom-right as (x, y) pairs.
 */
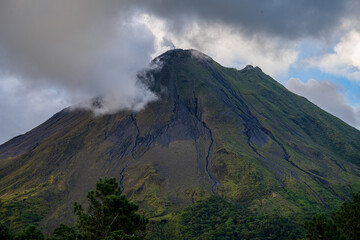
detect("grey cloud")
(0, 0), (356, 143)
(0, 0), (353, 99)
(0, 0), (354, 87)
(286, 78), (360, 128)
(0, 1), (123, 85)
(0, 0), (159, 142)
(161, 37), (176, 49)
(133, 0), (349, 40)
(0, 76), (70, 144)
(0, 0), (157, 104)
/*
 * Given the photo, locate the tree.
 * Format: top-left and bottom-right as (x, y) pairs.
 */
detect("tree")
(305, 191), (360, 240)
(14, 225), (44, 240)
(73, 177), (147, 240)
(0, 223), (13, 240)
(304, 214), (343, 240)
(49, 224), (79, 240)
(332, 192), (360, 240)
(102, 230), (143, 240)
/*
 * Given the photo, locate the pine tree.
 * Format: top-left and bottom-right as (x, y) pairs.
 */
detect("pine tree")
(73, 177), (147, 240)
(304, 214), (342, 240)
(0, 223), (13, 240)
(14, 225), (44, 240)
(305, 191), (360, 240)
(332, 192), (360, 240)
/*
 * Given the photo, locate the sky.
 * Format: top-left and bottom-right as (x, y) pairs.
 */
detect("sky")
(0, 0), (360, 144)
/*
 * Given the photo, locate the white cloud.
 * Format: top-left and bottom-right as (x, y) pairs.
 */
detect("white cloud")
(286, 78), (360, 129)
(140, 14), (299, 78)
(0, 2), (159, 118)
(0, 76), (70, 144)
(1, 2), (356, 143)
(0, 10), (300, 143)
(304, 30), (360, 81)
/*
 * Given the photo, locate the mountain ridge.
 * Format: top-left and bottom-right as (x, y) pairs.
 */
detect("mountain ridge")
(1, 49), (360, 236)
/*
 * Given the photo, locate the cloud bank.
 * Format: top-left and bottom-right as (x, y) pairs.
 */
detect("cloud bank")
(0, 0), (157, 114)
(0, 76), (71, 144)
(0, 0), (359, 143)
(286, 78), (360, 129)
(304, 30), (360, 81)
(134, 0), (347, 40)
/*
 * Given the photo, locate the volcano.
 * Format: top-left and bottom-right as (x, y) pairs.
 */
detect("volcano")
(1, 49), (360, 238)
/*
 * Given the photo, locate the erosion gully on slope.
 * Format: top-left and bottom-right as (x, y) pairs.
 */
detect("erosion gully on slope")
(119, 113), (140, 193)
(202, 60), (330, 208)
(184, 94), (222, 196)
(172, 74), (223, 197)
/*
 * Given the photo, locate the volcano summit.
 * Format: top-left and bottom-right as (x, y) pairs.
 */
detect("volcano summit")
(1, 49), (360, 238)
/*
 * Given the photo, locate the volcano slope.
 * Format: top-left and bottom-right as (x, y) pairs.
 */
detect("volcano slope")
(1, 49), (360, 236)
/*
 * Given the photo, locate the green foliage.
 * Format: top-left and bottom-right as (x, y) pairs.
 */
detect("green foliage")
(178, 196), (303, 240)
(305, 191), (360, 240)
(0, 223), (13, 240)
(2, 49), (360, 238)
(14, 225), (44, 240)
(73, 177), (147, 240)
(146, 219), (178, 240)
(304, 214), (343, 240)
(0, 196), (49, 233)
(49, 224), (79, 240)
(332, 192), (360, 240)
(2, 177), (148, 240)
(102, 230), (142, 240)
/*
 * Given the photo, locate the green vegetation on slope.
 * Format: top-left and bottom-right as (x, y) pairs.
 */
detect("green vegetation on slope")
(1, 177), (148, 240)
(305, 191), (360, 240)
(179, 196), (303, 240)
(73, 177), (147, 240)
(0, 49), (360, 236)
(145, 196), (303, 240)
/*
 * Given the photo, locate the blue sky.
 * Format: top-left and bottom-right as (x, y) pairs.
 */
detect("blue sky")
(287, 65), (360, 105)
(0, 0), (359, 144)
(283, 33), (360, 128)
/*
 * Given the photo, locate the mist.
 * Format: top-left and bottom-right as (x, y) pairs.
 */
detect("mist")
(0, 0), (158, 116)
(0, 0), (355, 116)
(0, 0), (359, 144)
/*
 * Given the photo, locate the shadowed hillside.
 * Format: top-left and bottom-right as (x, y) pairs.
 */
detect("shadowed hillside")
(1, 49), (360, 237)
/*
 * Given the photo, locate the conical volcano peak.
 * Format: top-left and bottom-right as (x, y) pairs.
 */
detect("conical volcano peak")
(153, 48), (212, 64)
(154, 49), (263, 75)
(244, 65), (254, 70)
(240, 64), (262, 73)
(1, 47), (360, 239)
(148, 48), (271, 101)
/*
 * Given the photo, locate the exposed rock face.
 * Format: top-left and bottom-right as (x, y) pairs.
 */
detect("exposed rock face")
(1, 49), (360, 232)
